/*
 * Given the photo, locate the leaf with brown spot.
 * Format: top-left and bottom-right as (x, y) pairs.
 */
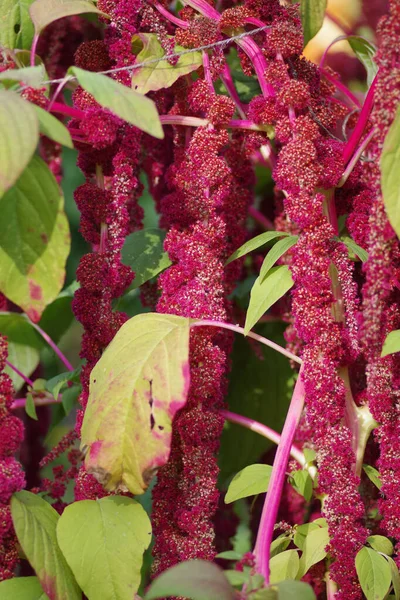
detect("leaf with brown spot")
(81, 313), (190, 495)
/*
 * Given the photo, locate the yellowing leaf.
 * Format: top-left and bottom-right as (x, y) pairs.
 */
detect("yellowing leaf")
(131, 33), (202, 95)
(81, 313), (190, 495)
(29, 0), (106, 34)
(0, 0), (35, 50)
(382, 106), (400, 240)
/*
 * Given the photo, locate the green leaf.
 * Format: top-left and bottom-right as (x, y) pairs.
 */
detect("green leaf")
(225, 464), (272, 504)
(121, 228), (171, 289)
(271, 535), (292, 558)
(0, 90), (38, 199)
(260, 236), (298, 281)
(81, 313), (190, 495)
(270, 550), (299, 584)
(297, 526), (330, 578)
(290, 470), (313, 502)
(61, 385), (80, 416)
(226, 231), (289, 265)
(293, 523), (322, 551)
(215, 551), (242, 560)
(0, 576), (49, 600)
(70, 67), (164, 139)
(0, 0), (35, 50)
(347, 36), (378, 87)
(34, 106), (73, 148)
(340, 236), (369, 263)
(382, 106), (400, 240)
(303, 449), (316, 463)
(355, 547), (391, 600)
(382, 330), (400, 358)
(244, 266), (294, 334)
(29, 0), (105, 34)
(224, 570), (248, 587)
(300, 0), (327, 46)
(57, 496), (151, 600)
(0, 65), (46, 89)
(25, 392), (38, 420)
(367, 535), (394, 556)
(145, 560), (235, 600)
(11, 491), (81, 600)
(363, 464), (383, 489)
(0, 155), (70, 322)
(45, 368), (80, 399)
(131, 33), (202, 95)
(275, 581), (316, 599)
(38, 280), (79, 343)
(387, 556), (400, 600)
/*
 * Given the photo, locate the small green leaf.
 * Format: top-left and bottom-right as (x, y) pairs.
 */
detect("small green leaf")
(297, 526), (329, 578)
(224, 570), (248, 587)
(81, 313), (190, 495)
(363, 464), (383, 489)
(226, 231), (289, 265)
(387, 556), (400, 600)
(0, 576), (49, 599)
(29, 0), (106, 34)
(303, 449), (316, 463)
(121, 228), (171, 289)
(347, 36), (378, 87)
(34, 106), (73, 148)
(0, 0), (35, 50)
(57, 496), (151, 600)
(131, 33), (202, 95)
(0, 90), (38, 199)
(71, 67), (164, 139)
(290, 470), (313, 502)
(225, 464), (272, 504)
(275, 580), (316, 599)
(382, 330), (400, 358)
(300, 0), (327, 46)
(0, 65), (46, 89)
(11, 491), (81, 600)
(355, 547), (391, 600)
(25, 393), (38, 420)
(271, 535), (292, 558)
(270, 550), (299, 584)
(340, 236), (369, 263)
(45, 368), (80, 400)
(145, 560), (235, 600)
(244, 266), (294, 334)
(61, 385), (80, 416)
(367, 535), (394, 556)
(260, 236), (298, 281)
(0, 155), (70, 322)
(382, 106), (400, 240)
(215, 551), (242, 560)
(294, 523), (321, 551)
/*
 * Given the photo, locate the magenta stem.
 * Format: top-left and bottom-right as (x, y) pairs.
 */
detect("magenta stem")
(221, 410), (305, 466)
(236, 37), (274, 99)
(5, 361), (34, 387)
(30, 322), (74, 371)
(221, 65), (246, 119)
(50, 102), (85, 120)
(319, 34), (350, 70)
(248, 206), (274, 230)
(253, 366), (306, 582)
(202, 51), (214, 95)
(245, 16), (267, 29)
(339, 127), (376, 187)
(321, 68), (361, 108)
(155, 2), (189, 28)
(30, 34), (39, 67)
(11, 395), (62, 410)
(343, 75), (377, 164)
(48, 77), (71, 112)
(191, 320), (302, 365)
(183, 0), (220, 20)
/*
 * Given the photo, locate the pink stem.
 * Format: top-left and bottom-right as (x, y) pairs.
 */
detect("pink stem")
(339, 127), (376, 187)
(221, 410), (305, 466)
(245, 16), (267, 29)
(191, 320), (302, 365)
(343, 75), (377, 164)
(254, 366), (306, 582)
(221, 64), (247, 119)
(30, 34), (39, 66)
(50, 102), (85, 120)
(319, 34), (349, 70)
(160, 115), (267, 131)
(154, 2), (189, 28)
(6, 361), (34, 387)
(48, 77), (71, 112)
(320, 68), (361, 108)
(236, 37), (274, 98)
(183, 0), (221, 20)
(248, 206), (274, 230)
(202, 51), (214, 95)
(30, 322), (74, 371)
(11, 395), (62, 410)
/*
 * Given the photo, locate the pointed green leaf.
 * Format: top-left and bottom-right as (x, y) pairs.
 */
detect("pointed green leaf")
(29, 0), (106, 34)
(0, 576), (49, 599)
(290, 470), (313, 502)
(34, 106), (73, 148)
(225, 464), (272, 504)
(0, 90), (38, 199)
(294, 523), (322, 551)
(224, 570), (248, 587)
(81, 313), (190, 495)
(0, 155), (70, 322)
(339, 236), (368, 263)
(71, 67), (164, 139)
(382, 330), (400, 358)
(215, 551), (242, 560)
(270, 550), (299, 584)
(300, 0), (327, 46)
(131, 33), (202, 95)
(355, 547), (391, 600)
(11, 491), (81, 600)
(297, 526), (329, 578)
(0, 0), (35, 50)
(271, 535), (292, 558)
(226, 231), (289, 265)
(57, 496), (151, 600)
(145, 560), (235, 600)
(121, 228), (171, 289)
(387, 556), (400, 600)
(347, 36), (377, 87)
(367, 535), (394, 556)
(244, 266), (294, 334)
(0, 65), (46, 89)
(260, 236), (298, 281)
(45, 368), (80, 399)
(25, 392), (38, 420)
(382, 106), (400, 240)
